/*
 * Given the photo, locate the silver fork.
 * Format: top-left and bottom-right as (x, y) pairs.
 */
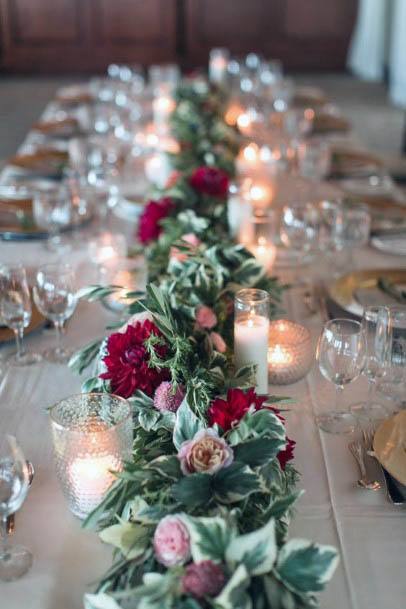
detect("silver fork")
(348, 440), (381, 490)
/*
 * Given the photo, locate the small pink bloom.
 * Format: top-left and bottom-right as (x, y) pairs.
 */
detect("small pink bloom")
(169, 234), (201, 263)
(210, 332), (226, 353)
(154, 382), (185, 413)
(182, 560), (225, 598)
(153, 515), (190, 567)
(195, 305), (217, 330)
(170, 246), (188, 263)
(178, 428), (234, 475)
(181, 233), (201, 248)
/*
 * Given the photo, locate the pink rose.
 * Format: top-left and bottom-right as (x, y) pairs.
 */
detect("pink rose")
(153, 515), (190, 567)
(170, 233), (201, 263)
(195, 305), (217, 330)
(209, 332), (227, 354)
(181, 233), (201, 248)
(178, 428), (234, 475)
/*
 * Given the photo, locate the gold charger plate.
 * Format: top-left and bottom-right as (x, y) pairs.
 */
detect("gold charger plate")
(0, 304), (45, 345)
(55, 85), (94, 106)
(313, 113), (350, 134)
(373, 411), (406, 486)
(330, 148), (383, 177)
(32, 117), (79, 137)
(327, 268), (406, 317)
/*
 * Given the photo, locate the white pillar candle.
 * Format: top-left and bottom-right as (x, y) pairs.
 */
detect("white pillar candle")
(234, 314), (270, 393)
(145, 152), (172, 188)
(249, 240), (276, 272)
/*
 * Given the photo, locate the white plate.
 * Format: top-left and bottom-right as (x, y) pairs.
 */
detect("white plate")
(371, 235), (406, 256)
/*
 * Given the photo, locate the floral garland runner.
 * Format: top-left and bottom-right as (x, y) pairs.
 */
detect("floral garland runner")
(72, 79), (339, 609)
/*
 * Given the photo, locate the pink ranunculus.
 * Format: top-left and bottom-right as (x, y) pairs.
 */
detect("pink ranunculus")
(177, 428), (234, 475)
(153, 515), (191, 567)
(209, 331), (227, 354)
(195, 305), (217, 330)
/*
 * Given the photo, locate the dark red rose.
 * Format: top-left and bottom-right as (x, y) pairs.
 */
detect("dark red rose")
(137, 198), (174, 244)
(100, 320), (169, 398)
(189, 166), (229, 197)
(208, 387), (295, 469)
(182, 560), (225, 598)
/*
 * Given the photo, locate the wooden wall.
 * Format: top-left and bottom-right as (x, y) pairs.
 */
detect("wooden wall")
(0, 0), (357, 73)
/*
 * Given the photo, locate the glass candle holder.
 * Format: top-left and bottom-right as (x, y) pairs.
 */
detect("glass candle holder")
(244, 212), (277, 273)
(152, 85), (176, 134)
(88, 232), (128, 265)
(268, 320), (313, 385)
(227, 177), (253, 239)
(99, 256), (147, 313)
(234, 289), (270, 393)
(209, 48), (230, 84)
(49, 393), (133, 519)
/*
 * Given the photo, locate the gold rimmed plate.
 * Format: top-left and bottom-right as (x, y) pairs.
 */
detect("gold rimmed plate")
(0, 304), (45, 345)
(327, 268), (406, 317)
(373, 411), (406, 487)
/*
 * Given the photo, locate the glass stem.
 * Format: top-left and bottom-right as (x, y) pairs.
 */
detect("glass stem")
(14, 326), (25, 360)
(335, 384), (344, 412)
(54, 320), (63, 355)
(0, 516), (9, 556)
(366, 378), (375, 409)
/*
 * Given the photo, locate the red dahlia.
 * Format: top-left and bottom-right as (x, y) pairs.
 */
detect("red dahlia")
(189, 166), (229, 197)
(100, 320), (169, 398)
(208, 387), (295, 470)
(137, 198), (174, 244)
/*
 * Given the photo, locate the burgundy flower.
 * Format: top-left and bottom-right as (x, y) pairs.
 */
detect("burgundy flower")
(100, 320), (169, 398)
(189, 166), (229, 197)
(208, 387), (295, 469)
(137, 198), (174, 244)
(182, 560), (225, 598)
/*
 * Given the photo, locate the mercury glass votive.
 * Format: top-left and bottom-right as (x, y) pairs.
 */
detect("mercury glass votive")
(234, 289), (270, 394)
(98, 256), (147, 313)
(50, 393), (132, 519)
(268, 320), (313, 385)
(88, 232), (128, 265)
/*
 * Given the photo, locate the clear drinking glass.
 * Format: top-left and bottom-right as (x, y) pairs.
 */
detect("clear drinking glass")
(350, 307), (388, 421)
(49, 393), (133, 519)
(317, 318), (366, 433)
(376, 306), (406, 408)
(0, 436), (32, 581)
(297, 139), (331, 181)
(280, 201), (319, 256)
(332, 206), (371, 270)
(33, 264), (77, 364)
(32, 188), (72, 252)
(0, 265), (41, 366)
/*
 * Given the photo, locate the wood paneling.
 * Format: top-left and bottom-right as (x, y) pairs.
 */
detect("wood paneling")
(0, 0), (177, 72)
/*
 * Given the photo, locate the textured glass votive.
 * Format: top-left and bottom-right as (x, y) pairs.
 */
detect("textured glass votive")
(49, 393), (132, 519)
(268, 320), (313, 385)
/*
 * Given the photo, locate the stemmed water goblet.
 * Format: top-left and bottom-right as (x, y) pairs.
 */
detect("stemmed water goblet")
(0, 436), (32, 581)
(0, 264), (41, 366)
(33, 264), (78, 364)
(32, 187), (72, 252)
(317, 318), (366, 434)
(350, 306), (388, 421)
(332, 205), (371, 271)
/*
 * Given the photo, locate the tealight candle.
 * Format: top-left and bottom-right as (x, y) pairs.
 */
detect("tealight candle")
(69, 453), (118, 514)
(268, 319), (313, 385)
(88, 232), (128, 265)
(225, 102), (245, 126)
(209, 48), (229, 84)
(249, 238), (277, 272)
(152, 91), (175, 133)
(144, 151), (172, 188)
(248, 182), (274, 210)
(99, 256), (147, 313)
(234, 289), (270, 393)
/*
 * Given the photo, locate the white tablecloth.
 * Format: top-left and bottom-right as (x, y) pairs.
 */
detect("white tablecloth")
(1, 101), (406, 609)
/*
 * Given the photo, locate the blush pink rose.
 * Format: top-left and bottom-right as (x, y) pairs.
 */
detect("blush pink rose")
(177, 428), (234, 475)
(195, 305), (217, 330)
(209, 332), (226, 353)
(170, 233), (201, 263)
(153, 515), (190, 567)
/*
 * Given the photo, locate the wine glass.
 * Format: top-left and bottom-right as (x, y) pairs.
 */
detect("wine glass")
(32, 187), (72, 252)
(0, 265), (41, 366)
(0, 435), (32, 581)
(332, 206), (371, 271)
(280, 201), (319, 258)
(317, 318), (366, 433)
(350, 307), (388, 421)
(33, 264), (77, 364)
(376, 306), (406, 409)
(297, 139), (331, 181)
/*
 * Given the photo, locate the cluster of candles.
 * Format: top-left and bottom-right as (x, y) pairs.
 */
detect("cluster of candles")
(234, 289), (313, 392)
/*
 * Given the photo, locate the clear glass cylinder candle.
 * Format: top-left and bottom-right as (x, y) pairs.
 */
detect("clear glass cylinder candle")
(234, 289), (270, 394)
(268, 320), (313, 385)
(98, 256), (147, 313)
(88, 232), (128, 265)
(227, 177), (253, 239)
(50, 393), (132, 519)
(242, 211), (277, 274)
(209, 48), (230, 84)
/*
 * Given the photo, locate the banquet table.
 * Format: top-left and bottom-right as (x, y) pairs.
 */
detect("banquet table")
(1, 95), (406, 609)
